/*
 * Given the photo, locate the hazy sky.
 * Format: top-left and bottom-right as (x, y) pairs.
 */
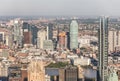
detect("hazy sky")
(0, 0), (120, 16)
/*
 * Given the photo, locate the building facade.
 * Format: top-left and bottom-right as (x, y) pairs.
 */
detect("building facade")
(23, 31), (32, 47)
(70, 20), (78, 50)
(0, 29), (13, 48)
(43, 40), (53, 50)
(47, 23), (53, 40)
(37, 30), (46, 49)
(59, 66), (78, 81)
(58, 31), (67, 49)
(13, 19), (23, 48)
(108, 30), (120, 52)
(8, 64), (22, 81)
(97, 17), (108, 81)
(23, 22), (38, 47)
(28, 60), (45, 81)
(107, 67), (118, 81)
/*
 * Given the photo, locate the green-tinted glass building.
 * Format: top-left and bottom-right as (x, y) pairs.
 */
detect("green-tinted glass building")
(70, 20), (78, 50)
(107, 71), (118, 81)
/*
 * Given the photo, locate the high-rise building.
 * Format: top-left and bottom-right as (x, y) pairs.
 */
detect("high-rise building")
(13, 19), (23, 48)
(66, 32), (70, 49)
(59, 66), (78, 81)
(97, 17), (108, 81)
(0, 28), (13, 48)
(23, 22), (32, 47)
(108, 30), (120, 52)
(70, 20), (78, 50)
(47, 23), (53, 40)
(8, 64), (22, 81)
(28, 60), (45, 81)
(23, 31), (32, 47)
(31, 25), (38, 45)
(23, 22), (38, 46)
(37, 30), (46, 49)
(58, 31), (67, 49)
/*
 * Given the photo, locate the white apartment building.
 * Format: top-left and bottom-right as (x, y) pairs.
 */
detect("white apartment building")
(108, 30), (120, 52)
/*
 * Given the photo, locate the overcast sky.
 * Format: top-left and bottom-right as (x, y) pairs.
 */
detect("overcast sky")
(0, 0), (120, 16)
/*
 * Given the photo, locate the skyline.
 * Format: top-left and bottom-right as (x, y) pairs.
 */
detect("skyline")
(0, 0), (120, 16)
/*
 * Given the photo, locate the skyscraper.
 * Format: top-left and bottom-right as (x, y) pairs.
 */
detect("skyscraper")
(70, 20), (78, 50)
(23, 22), (38, 46)
(13, 19), (23, 48)
(58, 31), (67, 49)
(37, 30), (46, 49)
(47, 23), (53, 40)
(97, 17), (108, 81)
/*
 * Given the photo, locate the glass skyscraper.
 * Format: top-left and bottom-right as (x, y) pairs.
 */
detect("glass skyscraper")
(70, 20), (78, 50)
(47, 23), (53, 40)
(97, 17), (108, 81)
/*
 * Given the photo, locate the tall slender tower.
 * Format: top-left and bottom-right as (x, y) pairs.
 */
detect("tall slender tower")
(47, 23), (53, 40)
(70, 20), (78, 50)
(97, 17), (108, 81)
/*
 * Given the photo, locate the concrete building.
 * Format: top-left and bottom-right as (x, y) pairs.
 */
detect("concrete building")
(0, 28), (13, 48)
(8, 64), (22, 81)
(72, 57), (91, 66)
(53, 29), (58, 39)
(37, 30), (46, 49)
(70, 20), (78, 50)
(77, 65), (84, 81)
(23, 22), (31, 47)
(45, 75), (50, 81)
(0, 49), (9, 57)
(97, 17), (108, 81)
(108, 30), (120, 52)
(0, 61), (10, 81)
(58, 31), (67, 49)
(21, 64), (28, 81)
(59, 66), (78, 81)
(78, 35), (98, 48)
(43, 40), (54, 50)
(28, 60), (45, 81)
(23, 31), (32, 47)
(78, 37), (91, 48)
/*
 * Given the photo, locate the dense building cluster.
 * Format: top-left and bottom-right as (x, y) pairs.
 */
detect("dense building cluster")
(0, 17), (119, 81)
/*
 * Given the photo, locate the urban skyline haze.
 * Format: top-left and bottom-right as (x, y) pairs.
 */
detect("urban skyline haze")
(0, 0), (120, 16)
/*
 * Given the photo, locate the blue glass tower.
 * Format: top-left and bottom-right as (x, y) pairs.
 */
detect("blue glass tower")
(97, 17), (108, 81)
(70, 20), (78, 50)
(47, 23), (53, 40)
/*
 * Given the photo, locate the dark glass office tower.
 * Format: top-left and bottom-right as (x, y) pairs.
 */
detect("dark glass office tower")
(47, 23), (53, 40)
(97, 17), (108, 81)
(59, 66), (78, 81)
